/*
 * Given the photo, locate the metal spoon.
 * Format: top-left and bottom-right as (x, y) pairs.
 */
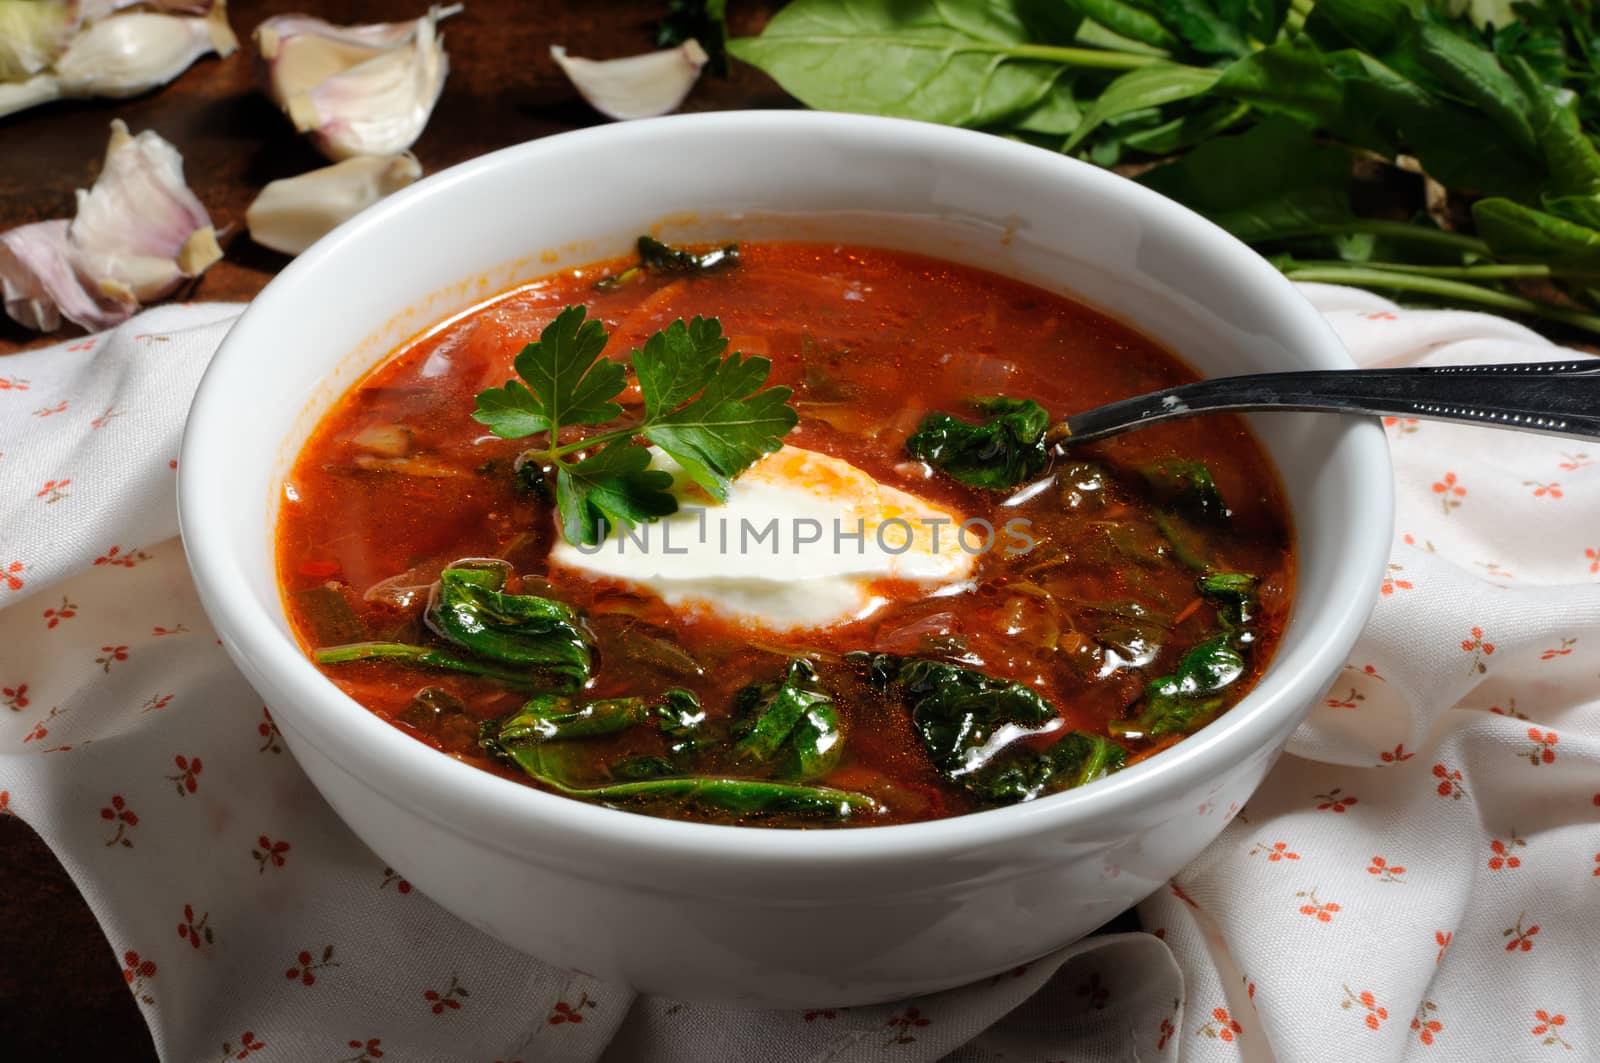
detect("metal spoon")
(1047, 359), (1600, 445)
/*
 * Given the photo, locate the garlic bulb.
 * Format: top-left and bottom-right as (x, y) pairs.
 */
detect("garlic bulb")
(0, 120), (222, 332)
(246, 153), (422, 255)
(255, 5), (460, 161)
(0, 1), (237, 119)
(551, 39), (708, 122)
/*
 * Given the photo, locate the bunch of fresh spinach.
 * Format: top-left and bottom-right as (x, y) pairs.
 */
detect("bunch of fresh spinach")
(726, 0), (1600, 335)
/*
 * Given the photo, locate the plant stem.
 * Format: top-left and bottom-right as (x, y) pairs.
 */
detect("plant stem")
(1281, 266), (1600, 335)
(1278, 220), (1491, 256)
(1006, 42), (1169, 70)
(1292, 260), (1600, 282)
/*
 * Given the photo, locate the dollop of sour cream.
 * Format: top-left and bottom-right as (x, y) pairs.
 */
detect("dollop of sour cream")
(549, 446), (978, 630)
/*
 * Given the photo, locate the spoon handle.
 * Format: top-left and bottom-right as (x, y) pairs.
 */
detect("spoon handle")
(1058, 359), (1600, 444)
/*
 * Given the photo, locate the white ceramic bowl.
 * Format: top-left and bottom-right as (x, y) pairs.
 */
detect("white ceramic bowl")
(179, 111), (1391, 1007)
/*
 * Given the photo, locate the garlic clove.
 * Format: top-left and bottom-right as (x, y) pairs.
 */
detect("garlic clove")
(0, 0), (73, 82)
(0, 220), (129, 332)
(0, 72), (64, 120)
(246, 153), (422, 255)
(52, 2), (237, 100)
(0, 120), (221, 332)
(255, 5), (459, 161)
(550, 39), (708, 122)
(69, 119), (222, 300)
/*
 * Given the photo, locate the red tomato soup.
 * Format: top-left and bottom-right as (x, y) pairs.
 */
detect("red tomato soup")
(277, 241), (1294, 827)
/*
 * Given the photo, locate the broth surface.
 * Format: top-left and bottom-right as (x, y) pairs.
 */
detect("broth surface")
(277, 242), (1294, 826)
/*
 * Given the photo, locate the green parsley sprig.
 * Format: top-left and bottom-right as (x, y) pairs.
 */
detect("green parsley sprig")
(473, 305), (798, 546)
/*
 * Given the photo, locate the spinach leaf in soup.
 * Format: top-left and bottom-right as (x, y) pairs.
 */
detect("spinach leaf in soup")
(731, 659), (843, 782)
(905, 396), (1051, 489)
(426, 558), (593, 689)
(857, 654), (1125, 805)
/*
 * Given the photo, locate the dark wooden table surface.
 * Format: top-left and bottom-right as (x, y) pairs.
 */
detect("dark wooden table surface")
(0, 2), (784, 1056)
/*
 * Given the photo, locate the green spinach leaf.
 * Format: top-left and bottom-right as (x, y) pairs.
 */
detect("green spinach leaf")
(426, 559), (592, 688)
(905, 395), (1051, 489)
(731, 659), (842, 782)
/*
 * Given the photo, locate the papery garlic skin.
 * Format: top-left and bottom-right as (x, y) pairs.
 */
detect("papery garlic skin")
(53, 3), (238, 99)
(0, 120), (222, 333)
(0, 220), (126, 332)
(551, 39), (708, 122)
(0, 0), (73, 82)
(246, 153), (422, 256)
(255, 5), (459, 161)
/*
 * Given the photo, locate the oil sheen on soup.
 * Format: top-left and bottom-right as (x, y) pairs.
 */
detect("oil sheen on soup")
(277, 240), (1294, 828)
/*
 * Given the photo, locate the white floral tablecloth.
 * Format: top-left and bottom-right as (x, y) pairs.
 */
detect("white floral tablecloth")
(2, 286), (1597, 1061)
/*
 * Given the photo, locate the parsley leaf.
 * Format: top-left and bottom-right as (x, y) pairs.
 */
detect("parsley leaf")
(556, 440), (677, 546)
(475, 305), (798, 546)
(472, 304), (623, 438)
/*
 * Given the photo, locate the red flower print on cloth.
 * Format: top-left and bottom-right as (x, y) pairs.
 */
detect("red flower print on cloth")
(2, 560), (25, 593)
(1412, 1001), (1443, 1046)
(1524, 728), (1560, 765)
(94, 545), (151, 568)
(35, 478), (71, 504)
(1462, 627), (1495, 674)
(1505, 912), (1540, 952)
(379, 867), (412, 894)
(1432, 472), (1466, 514)
(1491, 698), (1530, 720)
(1169, 881), (1200, 909)
(1381, 744), (1414, 764)
(167, 755), (202, 796)
(1541, 638), (1578, 661)
(42, 596), (77, 629)
(100, 794), (139, 848)
(252, 835), (290, 873)
(152, 623), (189, 636)
(1342, 985), (1388, 1030)
(122, 950), (157, 1005)
(804, 1009), (837, 1022)
(884, 1006), (931, 1045)
(219, 1031), (265, 1060)
(1588, 548), (1600, 575)
(3, 682), (29, 710)
(1383, 414), (1418, 434)
(1199, 1006), (1243, 1043)
(0, 375), (30, 390)
(1315, 788), (1358, 813)
(23, 705), (63, 743)
(142, 694), (173, 714)
(341, 1039), (384, 1062)
(1532, 1010), (1572, 1050)
(1367, 856), (1405, 883)
(90, 405), (121, 429)
(1436, 931), (1452, 964)
(1296, 888), (1341, 923)
(1157, 1016), (1176, 1050)
(1524, 480), (1564, 498)
(1074, 971), (1110, 1010)
(1433, 763), (1468, 800)
(1325, 686), (1365, 709)
(1381, 564), (1414, 595)
(1560, 451), (1593, 471)
(423, 974), (468, 1014)
(284, 945), (338, 986)
(0, 791), (11, 815)
(258, 708), (283, 753)
(34, 400), (67, 417)
(178, 904), (214, 950)
(1489, 834), (1526, 871)
(548, 992), (596, 1025)
(95, 645), (128, 672)
(1592, 854), (1600, 877)
(1249, 840), (1300, 862)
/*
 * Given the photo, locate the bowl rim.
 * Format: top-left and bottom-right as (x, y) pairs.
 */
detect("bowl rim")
(179, 109), (1393, 871)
